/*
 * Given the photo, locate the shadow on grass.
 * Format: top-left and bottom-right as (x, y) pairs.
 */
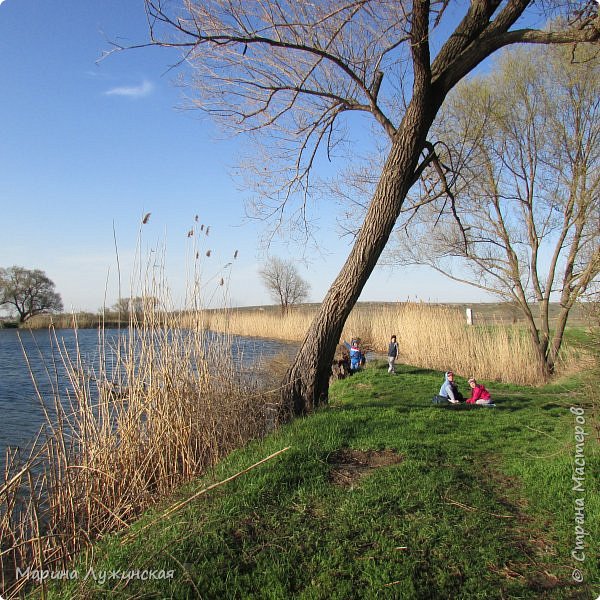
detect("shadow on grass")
(335, 391), (569, 415)
(330, 360), (583, 421)
(426, 396), (569, 413)
(330, 401), (417, 411)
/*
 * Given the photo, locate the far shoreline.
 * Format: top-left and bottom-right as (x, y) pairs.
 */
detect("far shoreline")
(0, 299), (591, 332)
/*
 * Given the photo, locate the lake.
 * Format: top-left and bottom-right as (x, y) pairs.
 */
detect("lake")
(0, 327), (297, 475)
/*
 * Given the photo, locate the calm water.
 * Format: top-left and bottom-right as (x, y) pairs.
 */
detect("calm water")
(0, 328), (297, 474)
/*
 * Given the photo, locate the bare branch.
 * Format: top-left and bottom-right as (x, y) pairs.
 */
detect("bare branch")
(433, 1), (600, 95)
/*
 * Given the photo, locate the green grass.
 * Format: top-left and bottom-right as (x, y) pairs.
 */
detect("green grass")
(39, 363), (598, 599)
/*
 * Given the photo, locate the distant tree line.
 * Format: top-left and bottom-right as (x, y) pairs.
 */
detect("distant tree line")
(0, 266), (159, 326)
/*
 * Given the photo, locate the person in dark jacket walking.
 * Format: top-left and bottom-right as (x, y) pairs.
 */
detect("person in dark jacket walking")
(387, 335), (398, 373)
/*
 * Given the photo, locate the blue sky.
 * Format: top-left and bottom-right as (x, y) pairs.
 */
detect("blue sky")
(0, 0), (497, 313)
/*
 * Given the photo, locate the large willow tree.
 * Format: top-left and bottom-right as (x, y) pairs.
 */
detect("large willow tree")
(140, 0), (599, 415)
(390, 45), (600, 377)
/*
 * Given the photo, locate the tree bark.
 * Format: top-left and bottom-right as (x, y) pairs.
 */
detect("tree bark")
(547, 304), (571, 374)
(281, 97), (438, 415)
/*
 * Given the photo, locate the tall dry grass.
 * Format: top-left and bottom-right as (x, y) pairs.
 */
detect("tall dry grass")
(205, 302), (579, 385)
(364, 303), (546, 384)
(25, 312), (104, 330)
(0, 292), (279, 596)
(203, 307), (315, 343)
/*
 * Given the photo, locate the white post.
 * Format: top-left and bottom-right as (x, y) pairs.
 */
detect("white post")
(466, 307), (473, 325)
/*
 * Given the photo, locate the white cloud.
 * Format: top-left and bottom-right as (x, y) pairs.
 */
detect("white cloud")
(104, 80), (154, 98)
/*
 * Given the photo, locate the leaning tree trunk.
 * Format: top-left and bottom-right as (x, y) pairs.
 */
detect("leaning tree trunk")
(547, 301), (574, 375)
(281, 97), (439, 416)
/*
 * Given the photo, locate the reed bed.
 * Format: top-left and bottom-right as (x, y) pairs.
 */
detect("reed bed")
(364, 303), (544, 385)
(25, 312), (111, 330)
(0, 304), (280, 597)
(202, 307), (315, 342)
(205, 302), (579, 385)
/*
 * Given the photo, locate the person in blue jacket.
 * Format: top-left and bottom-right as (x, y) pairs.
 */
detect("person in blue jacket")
(343, 339), (365, 373)
(438, 370), (464, 404)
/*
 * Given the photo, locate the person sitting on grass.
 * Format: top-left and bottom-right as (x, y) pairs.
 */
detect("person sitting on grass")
(438, 370), (463, 404)
(466, 377), (493, 405)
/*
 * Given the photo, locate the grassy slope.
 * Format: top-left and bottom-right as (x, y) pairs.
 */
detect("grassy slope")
(45, 364), (598, 600)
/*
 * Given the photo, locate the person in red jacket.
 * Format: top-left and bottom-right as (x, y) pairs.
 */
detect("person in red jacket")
(466, 377), (493, 404)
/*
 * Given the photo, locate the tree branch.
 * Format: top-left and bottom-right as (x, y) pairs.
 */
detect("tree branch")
(433, 2), (600, 95)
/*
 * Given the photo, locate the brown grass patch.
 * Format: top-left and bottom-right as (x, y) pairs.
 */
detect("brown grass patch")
(354, 383), (373, 390)
(327, 449), (403, 488)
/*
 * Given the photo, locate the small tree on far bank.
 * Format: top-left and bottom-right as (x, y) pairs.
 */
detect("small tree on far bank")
(110, 296), (160, 318)
(259, 257), (310, 315)
(0, 266), (64, 323)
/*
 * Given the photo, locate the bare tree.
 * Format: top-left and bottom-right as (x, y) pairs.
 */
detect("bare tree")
(136, 0), (599, 414)
(0, 266), (64, 323)
(389, 44), (600, 377)
(259, 257), (310, 314)
(109, 296), (161, 321)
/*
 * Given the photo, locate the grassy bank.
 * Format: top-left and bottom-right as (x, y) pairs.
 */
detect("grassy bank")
(41, 363), (598, 599)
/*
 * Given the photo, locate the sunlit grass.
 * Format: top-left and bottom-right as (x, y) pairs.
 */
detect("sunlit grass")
(40, 361), (599, 600)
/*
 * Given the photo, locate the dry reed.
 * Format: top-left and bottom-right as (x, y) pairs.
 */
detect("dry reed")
(203, 302), (579, 385)
(0, 281), (280, 598)
(21, 312), (105, 330)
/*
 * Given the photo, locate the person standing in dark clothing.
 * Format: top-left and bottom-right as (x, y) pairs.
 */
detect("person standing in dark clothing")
(387, 335), (398, 374)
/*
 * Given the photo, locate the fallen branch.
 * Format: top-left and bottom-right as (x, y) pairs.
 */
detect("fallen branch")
(443, 495), (515, 519)
(121, 446), (291, 544)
